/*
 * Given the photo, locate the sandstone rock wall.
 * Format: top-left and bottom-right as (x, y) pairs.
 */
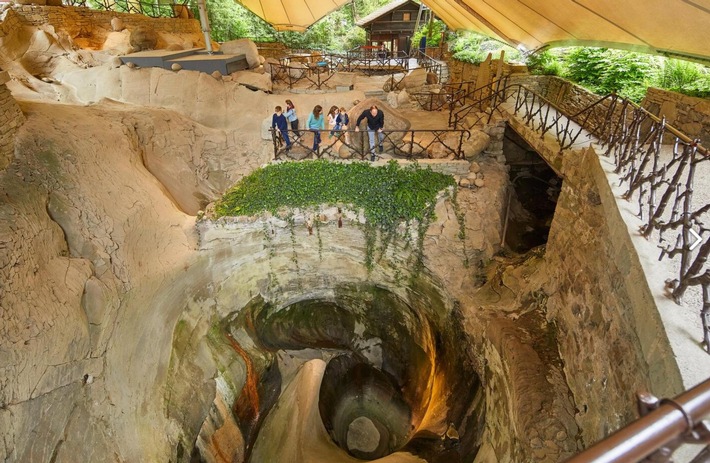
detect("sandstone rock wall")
(0, 7), (24, 38)
(0, 71), (24, 170)
(4, 5), (202, 48)
(256, 41), (288, 59)
(643, 87), (710, 146)
(543, 146), (683, 445)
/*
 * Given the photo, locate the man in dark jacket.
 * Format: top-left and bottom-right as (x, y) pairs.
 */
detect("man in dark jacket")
(355, 105), (385, 161)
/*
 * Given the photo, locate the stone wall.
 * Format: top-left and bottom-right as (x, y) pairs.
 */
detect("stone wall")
(544, 146), (682, 445)
(256, 41), (288, 59)
(4, 5), (202, 48)
(0, 70), (24, 170)
(0, 7), (25, 38)
(643, 87), (710, 146)
(502, 106), (683, 445)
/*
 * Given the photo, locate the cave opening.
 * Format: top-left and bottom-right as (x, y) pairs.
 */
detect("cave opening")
(186, 284), (486, 462)
(501, 125), (562, 253)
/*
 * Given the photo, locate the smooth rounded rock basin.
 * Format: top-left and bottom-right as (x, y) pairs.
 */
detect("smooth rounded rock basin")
(181, 283), (486, 462)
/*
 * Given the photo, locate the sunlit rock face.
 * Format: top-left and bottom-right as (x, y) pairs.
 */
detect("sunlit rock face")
(168, 270), (486, 462)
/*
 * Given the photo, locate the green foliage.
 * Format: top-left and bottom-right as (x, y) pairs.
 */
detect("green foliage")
(563, 47), (658, 101)
(525, 47), (710, 100)
(215, 160), (456, 231)
(412, 19), (447, 49)
(525, 50), (563, 76)
(448, 31), (521, 65)
(659, 59), (710, 98)
(201, 0), (276, 42)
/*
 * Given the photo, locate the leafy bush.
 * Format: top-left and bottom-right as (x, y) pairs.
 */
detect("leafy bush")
(214, 160), (455, 230)
(525, 50), (563, 76)
(412, 19), (447, 49)
(563, 47), (658, 101)
(659, 59), (710, 98)
(448, 31), (520, 65)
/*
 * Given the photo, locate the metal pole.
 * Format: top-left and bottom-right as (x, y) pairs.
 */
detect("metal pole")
(196, 0), (213, 54)
(565, 378), (710, 463)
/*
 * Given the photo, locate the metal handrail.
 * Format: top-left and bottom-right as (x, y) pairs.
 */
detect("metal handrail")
(270, 127), (470, 161)
(566, 377), (710, 462)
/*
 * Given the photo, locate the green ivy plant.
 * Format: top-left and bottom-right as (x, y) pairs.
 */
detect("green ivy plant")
(214, 159), (457, 276)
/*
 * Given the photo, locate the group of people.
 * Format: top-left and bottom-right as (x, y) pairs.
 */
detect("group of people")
(272, 101), (385, 161)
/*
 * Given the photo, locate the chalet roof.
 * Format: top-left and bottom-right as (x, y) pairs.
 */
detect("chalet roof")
(355, 0), (419, 27)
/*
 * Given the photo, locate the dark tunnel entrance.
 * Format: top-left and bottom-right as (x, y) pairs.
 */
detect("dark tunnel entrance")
(501, 125), (562, 253)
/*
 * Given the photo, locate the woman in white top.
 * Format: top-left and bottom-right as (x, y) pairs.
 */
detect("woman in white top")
(284, 99), (299, 132)
(327, 106), (339, 138)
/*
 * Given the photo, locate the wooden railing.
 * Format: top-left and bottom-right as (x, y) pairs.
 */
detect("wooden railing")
(63, 0), (194, 18)
(451, 80), (710, 353)
(270, 127), (470, 162)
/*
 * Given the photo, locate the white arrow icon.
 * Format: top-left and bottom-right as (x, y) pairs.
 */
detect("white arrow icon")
(689, 228), (704, 251)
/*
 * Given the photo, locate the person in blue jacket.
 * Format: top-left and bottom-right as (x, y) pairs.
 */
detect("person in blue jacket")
(307, 105), (325, 153)
(272, 106), (291, 151)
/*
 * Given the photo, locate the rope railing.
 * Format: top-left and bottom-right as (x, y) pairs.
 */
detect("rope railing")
(270, 127), (470, 162)
(451, 79), (710, 353)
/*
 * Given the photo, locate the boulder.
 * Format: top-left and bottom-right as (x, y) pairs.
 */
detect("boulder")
(261, 117), (274, 140)
(463, 130), (491, 159)
(219, 38), (260, 69)
(102, 31), (132, 55)
(347, 98), (410, 146)
(264, 57), (280, 75)
(287, 62), (307, 79)
(130, 26), (158, 51)
(397, 68), (428, 90)
(397, 89), (410, 106)
(386, 91), (399, 108)
(110, 17), (124, 32)
(230, 70), (272, 93)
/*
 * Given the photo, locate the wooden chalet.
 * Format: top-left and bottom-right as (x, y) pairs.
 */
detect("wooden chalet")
(355, 0), (432, 57)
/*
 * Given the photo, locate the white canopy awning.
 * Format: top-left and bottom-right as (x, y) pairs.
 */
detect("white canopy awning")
(421, 0), (710, 63)
(235, 0), (710, 63)
(235, 0), (352, 32)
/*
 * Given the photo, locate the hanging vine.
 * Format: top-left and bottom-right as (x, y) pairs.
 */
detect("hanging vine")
(214, 160), (457, 278)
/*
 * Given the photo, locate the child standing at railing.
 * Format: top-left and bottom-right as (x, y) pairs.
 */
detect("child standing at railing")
(327, 106), (339, 138)
(271, 106), (291, 152)
(336, 107), (350, 143)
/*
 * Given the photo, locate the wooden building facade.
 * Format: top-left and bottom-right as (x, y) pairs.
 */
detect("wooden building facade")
(355, 0), (432, 56)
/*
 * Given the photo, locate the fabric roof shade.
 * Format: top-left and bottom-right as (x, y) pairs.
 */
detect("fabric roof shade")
(235, 0), (351, 31)
(420, 0), (710, 64)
